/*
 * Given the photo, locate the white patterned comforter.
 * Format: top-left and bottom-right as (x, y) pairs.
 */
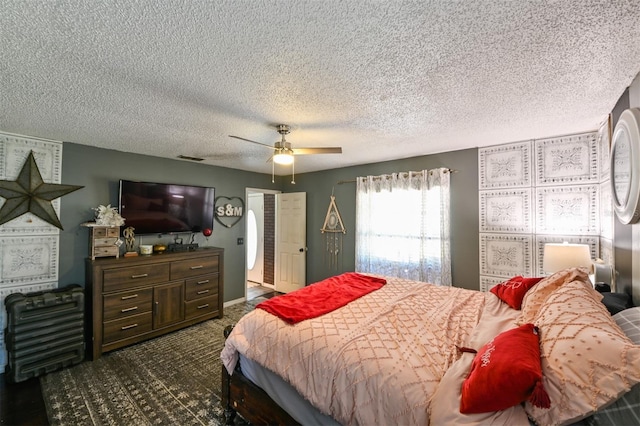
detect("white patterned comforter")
(221, 275), (526, 425)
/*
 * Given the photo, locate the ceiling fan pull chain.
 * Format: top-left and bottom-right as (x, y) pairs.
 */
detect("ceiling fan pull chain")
(272, 160), (275, 183)
(291, 160), (295, 184)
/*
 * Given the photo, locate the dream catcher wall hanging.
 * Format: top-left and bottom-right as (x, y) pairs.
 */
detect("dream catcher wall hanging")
(321, 193), (346, 269)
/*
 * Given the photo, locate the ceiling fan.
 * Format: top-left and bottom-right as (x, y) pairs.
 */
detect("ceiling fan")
(229, 124), (342, 166)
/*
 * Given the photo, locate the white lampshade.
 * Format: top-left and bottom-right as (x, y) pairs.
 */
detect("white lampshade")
(543, 242), (592, 274)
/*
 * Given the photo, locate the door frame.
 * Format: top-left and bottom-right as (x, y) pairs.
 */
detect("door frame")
(244, 188), (280, 299)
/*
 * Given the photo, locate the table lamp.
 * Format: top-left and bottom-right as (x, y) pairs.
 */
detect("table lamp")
(543, 242), (591, 274)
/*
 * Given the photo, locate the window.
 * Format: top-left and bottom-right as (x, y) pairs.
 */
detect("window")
(355, 169), (451, 285)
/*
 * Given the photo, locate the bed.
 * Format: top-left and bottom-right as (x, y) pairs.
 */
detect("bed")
(220, 268), (640, 425)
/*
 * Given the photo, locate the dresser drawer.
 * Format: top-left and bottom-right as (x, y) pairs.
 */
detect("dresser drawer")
(94, 227), (120, 238)
(170, 256), (219, 280)
(103, 312), (153, 344)
(94, 237), (118, 246)
(103, 288), (153, 320)
(103, 263), (170, 292)
(184, 274), (219, 301)
(185, 295), (218, 320)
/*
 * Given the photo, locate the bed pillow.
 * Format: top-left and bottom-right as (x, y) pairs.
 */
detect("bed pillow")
(490, 276), (543, 310)
(517, 267), (594, 324)
(614, 307), (640, 344)
(525, 281), (640, 425)
(460, 323), (550, 414)
(585, 307), (640, 425)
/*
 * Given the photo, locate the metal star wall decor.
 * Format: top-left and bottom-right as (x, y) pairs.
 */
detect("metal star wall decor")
(0, 150), (83, 229)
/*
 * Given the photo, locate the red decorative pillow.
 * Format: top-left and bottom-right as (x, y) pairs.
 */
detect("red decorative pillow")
(460, 323), (550, 414)
(490, 276), (543, 310)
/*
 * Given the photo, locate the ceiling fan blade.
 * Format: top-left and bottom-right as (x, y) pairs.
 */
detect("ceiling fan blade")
(292, 147), (342, 155)
(229, 135), (275, 149)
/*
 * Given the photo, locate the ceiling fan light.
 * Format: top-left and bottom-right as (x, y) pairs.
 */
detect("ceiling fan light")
(273, 152), (294, 165)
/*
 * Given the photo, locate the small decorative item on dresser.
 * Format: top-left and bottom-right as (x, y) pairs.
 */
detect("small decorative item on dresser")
(93, 204), (125, 226)
(123, 226), (138, 257)
(153, 243), (167, 254)
(81, 222), (122, 260)
(140, 244), (153, 255)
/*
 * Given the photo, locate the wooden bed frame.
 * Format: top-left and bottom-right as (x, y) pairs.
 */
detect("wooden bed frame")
(221, 325), (300, 425)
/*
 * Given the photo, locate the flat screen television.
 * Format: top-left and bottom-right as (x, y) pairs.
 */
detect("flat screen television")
(119, 180), (215, 235)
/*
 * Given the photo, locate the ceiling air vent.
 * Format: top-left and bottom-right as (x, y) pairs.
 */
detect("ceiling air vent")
(178, 155), (205, 162)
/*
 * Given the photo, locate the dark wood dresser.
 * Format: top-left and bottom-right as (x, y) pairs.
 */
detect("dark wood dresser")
(85, 247), (224, 359)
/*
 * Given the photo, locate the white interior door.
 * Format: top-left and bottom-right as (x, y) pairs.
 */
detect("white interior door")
(246, 193), (264, 284)
(275, 192), (306, 293)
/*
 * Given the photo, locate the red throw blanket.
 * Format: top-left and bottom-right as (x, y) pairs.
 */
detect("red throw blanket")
(256, 272), (386, 324)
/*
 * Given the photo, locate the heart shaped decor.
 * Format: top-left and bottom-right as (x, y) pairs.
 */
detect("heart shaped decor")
(214, 196), (245, 228)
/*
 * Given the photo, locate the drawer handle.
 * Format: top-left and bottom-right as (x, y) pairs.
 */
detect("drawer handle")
(121, 306), (138, 313)
(121, 323), (138, 330)
(190, 265), (204, 270)
(131, 273), (149, 279)
(121, 294), (138, 300)
(197, 303), (209, 309)
(196, 280), (210, 285)
(196, 290), (209, 295)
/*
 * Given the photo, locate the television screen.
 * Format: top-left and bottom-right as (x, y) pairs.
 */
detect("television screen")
(119, 180), (215, 235)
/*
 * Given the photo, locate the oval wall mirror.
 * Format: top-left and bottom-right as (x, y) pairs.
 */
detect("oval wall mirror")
(611, 107), (640, 224)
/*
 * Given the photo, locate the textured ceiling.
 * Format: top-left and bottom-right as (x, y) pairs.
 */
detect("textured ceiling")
(2, 1), (640, 175)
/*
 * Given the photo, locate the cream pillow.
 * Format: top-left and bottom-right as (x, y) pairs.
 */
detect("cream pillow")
(525, 280), (640, 425)
(517, 267), (595, 325)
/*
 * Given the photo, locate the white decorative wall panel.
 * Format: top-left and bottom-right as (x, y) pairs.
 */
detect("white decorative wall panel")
(535, 133), (598, 185)
(0, 134), (62, 181)
(480, 275), (504, 292)
(480, 189), (532, 233)
(0, 236), (59, 285)
(600, 238), (614, 266)
(480, 233), (533, 278)
(535, 185), (599, 235)
(598, 121), (611, 183)
(0, 132), (63, 369)
(599, 180), (613, 240)
(478, 130), (610, 291)
(479, 141), (532, 189)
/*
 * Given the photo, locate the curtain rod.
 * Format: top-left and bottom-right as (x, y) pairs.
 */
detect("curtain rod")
(336, 168), (458, 185)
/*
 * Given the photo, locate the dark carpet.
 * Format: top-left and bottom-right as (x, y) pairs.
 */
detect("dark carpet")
(40, 301), (257, 425)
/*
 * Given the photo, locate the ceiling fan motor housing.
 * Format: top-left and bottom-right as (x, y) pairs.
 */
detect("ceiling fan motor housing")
(274, 140), (293, 154)
(276, 124), (291, 135)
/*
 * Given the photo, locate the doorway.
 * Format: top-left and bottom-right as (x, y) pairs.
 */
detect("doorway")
(245, 188), (279, 300)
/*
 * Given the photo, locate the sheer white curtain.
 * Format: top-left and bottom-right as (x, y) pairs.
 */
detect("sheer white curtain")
(355, 168), (451, 285)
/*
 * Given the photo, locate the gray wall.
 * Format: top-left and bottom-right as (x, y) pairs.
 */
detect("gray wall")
(60, 112), (640, 301)
(60, 143), (482, 305)
(283, 148), (480, 290)
(60, 142), (282, 301)
(61, 123), (637, 300)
